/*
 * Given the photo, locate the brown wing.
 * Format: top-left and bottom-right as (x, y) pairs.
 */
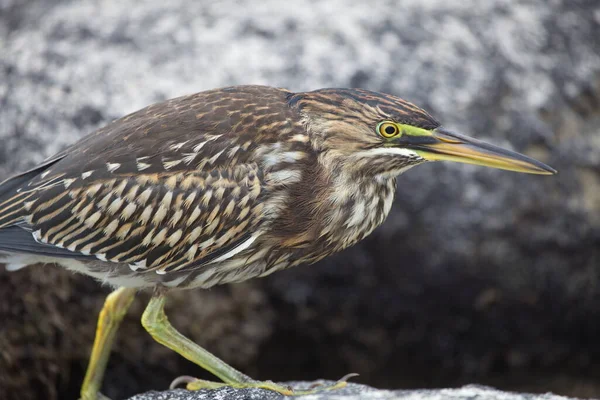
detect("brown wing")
(0, 85), (300, 273)
(21, 166), (265, 274)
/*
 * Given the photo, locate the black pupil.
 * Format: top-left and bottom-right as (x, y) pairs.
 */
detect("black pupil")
(384, 125), (396, 135)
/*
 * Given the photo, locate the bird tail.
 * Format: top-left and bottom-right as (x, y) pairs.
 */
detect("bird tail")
(0, 191), (35, 271)
(0, 158), (70, 271)
(0, 192), (33, 229)
(0, 157), (66, 229)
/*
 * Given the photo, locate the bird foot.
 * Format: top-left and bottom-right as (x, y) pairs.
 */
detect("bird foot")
(170, 373), (358, 396)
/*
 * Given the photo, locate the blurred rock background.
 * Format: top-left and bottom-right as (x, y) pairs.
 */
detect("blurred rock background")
(1, 0), (599, 399)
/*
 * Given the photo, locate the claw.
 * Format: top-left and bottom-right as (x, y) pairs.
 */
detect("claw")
(169, 375), (197, 390)
(337, 372), (359, 383)
(304, 374), (358, 391)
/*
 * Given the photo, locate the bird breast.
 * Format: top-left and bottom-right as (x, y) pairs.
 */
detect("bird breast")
(320, 174), (397, 253)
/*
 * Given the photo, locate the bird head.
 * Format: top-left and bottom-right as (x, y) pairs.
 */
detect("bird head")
(292, 88), (556, 178)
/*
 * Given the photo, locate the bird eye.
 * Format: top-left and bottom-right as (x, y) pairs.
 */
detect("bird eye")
(377, 122), (400, 138)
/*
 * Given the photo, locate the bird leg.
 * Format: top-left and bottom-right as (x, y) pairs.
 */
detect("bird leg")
(141, 293), (349, 396)
(81, 287), (137, 400)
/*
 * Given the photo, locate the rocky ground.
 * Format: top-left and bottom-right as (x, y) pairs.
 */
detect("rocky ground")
(1, 0), (599, 399)
(127, 384), (579, 400)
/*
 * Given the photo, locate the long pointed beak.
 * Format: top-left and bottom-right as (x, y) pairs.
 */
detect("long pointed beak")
(407, 127), (557, 175)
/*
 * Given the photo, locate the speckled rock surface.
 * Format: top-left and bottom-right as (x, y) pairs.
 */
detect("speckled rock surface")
(1, 0), (599, 400)
(127, 384), (577, 400)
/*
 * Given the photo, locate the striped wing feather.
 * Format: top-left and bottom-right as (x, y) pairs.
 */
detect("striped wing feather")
(0, 85), (297, 273)
(24, 166), (264, 274)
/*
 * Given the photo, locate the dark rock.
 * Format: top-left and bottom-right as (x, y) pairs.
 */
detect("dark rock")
(127, 384), (578, 400)
(0, 0), (599, 400)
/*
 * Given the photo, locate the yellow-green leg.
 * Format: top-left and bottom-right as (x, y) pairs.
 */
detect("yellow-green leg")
(81, 287), (136, 400)
(141, 293), (350, 396)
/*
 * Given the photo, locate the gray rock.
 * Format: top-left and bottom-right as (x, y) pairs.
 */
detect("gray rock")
(1, 0), (599, 399)
(127, 384), (576, 400)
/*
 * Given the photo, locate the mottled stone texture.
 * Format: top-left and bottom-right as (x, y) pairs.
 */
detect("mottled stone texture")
(1, 0), (599, 400)
(127, 384), (579, 400)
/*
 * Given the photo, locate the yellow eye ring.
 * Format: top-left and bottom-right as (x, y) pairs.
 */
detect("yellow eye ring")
(377, 122), (400, 138)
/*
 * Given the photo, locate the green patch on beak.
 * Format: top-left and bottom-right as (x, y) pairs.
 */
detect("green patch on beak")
(403, 127), (557, 175)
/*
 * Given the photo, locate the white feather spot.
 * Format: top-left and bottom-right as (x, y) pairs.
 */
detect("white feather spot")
(107, 163), (121, 173)
(193, 135), (222, 152)
(152, 205), (168, 225)
(227, 145), (241, 157)
(355, 147), (421, 158)
(263, 154), (280, 167)
(208, 149), (225, 164)
(188, 226), (203, 243)
(170, 141), (189, 151)
(81, 171), (94, 179)
(142, 229), (156, 246)
(183, 192), (197, 208)
(162, 191), (173, 207)
(63, 178), (76, 188)
(193, 141), (208, 152)
(167, 229), (183, 247)
(169, 209), (183, 227)
(113, 180), (128, 196)
(137, 188), (153, 205)
(201, 190), (212, 206)
(163, 158), (183, 170)
(97, 193), (113, 209)
(209, 234), (259, 264)
(282, 151), (306, 162)
(77, 202), (94, 220)
(198, 237), (215, 250)
(291, 134), (309, 143)
(186, 244), (199, 260)
(86, 183), (103, 197)
(129, 259), (147, 271)
(104, 219), (120, 235)
(267, 169), (302, 185)
(182, 153), (198, 164)
(124, 185), (140, 201)
(346, 200), (366, 228)
(151, 228), (169, 245)
(108, 198), (124, 214)
(137, 161), (151, 171)
(186, 206), (202, 226)
(121, 203), (137, 220)
(140, 205), (153, 224)
(85, 211), (102, 228)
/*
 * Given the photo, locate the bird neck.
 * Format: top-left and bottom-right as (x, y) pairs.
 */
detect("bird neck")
(302, 127), (399, 255)
(325, 169), (397, 248)
(263, 153), (397, 264)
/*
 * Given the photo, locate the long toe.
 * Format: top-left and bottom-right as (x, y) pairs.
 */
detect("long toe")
(170, 376), (232, 391)
(181, 377), (351, 396)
